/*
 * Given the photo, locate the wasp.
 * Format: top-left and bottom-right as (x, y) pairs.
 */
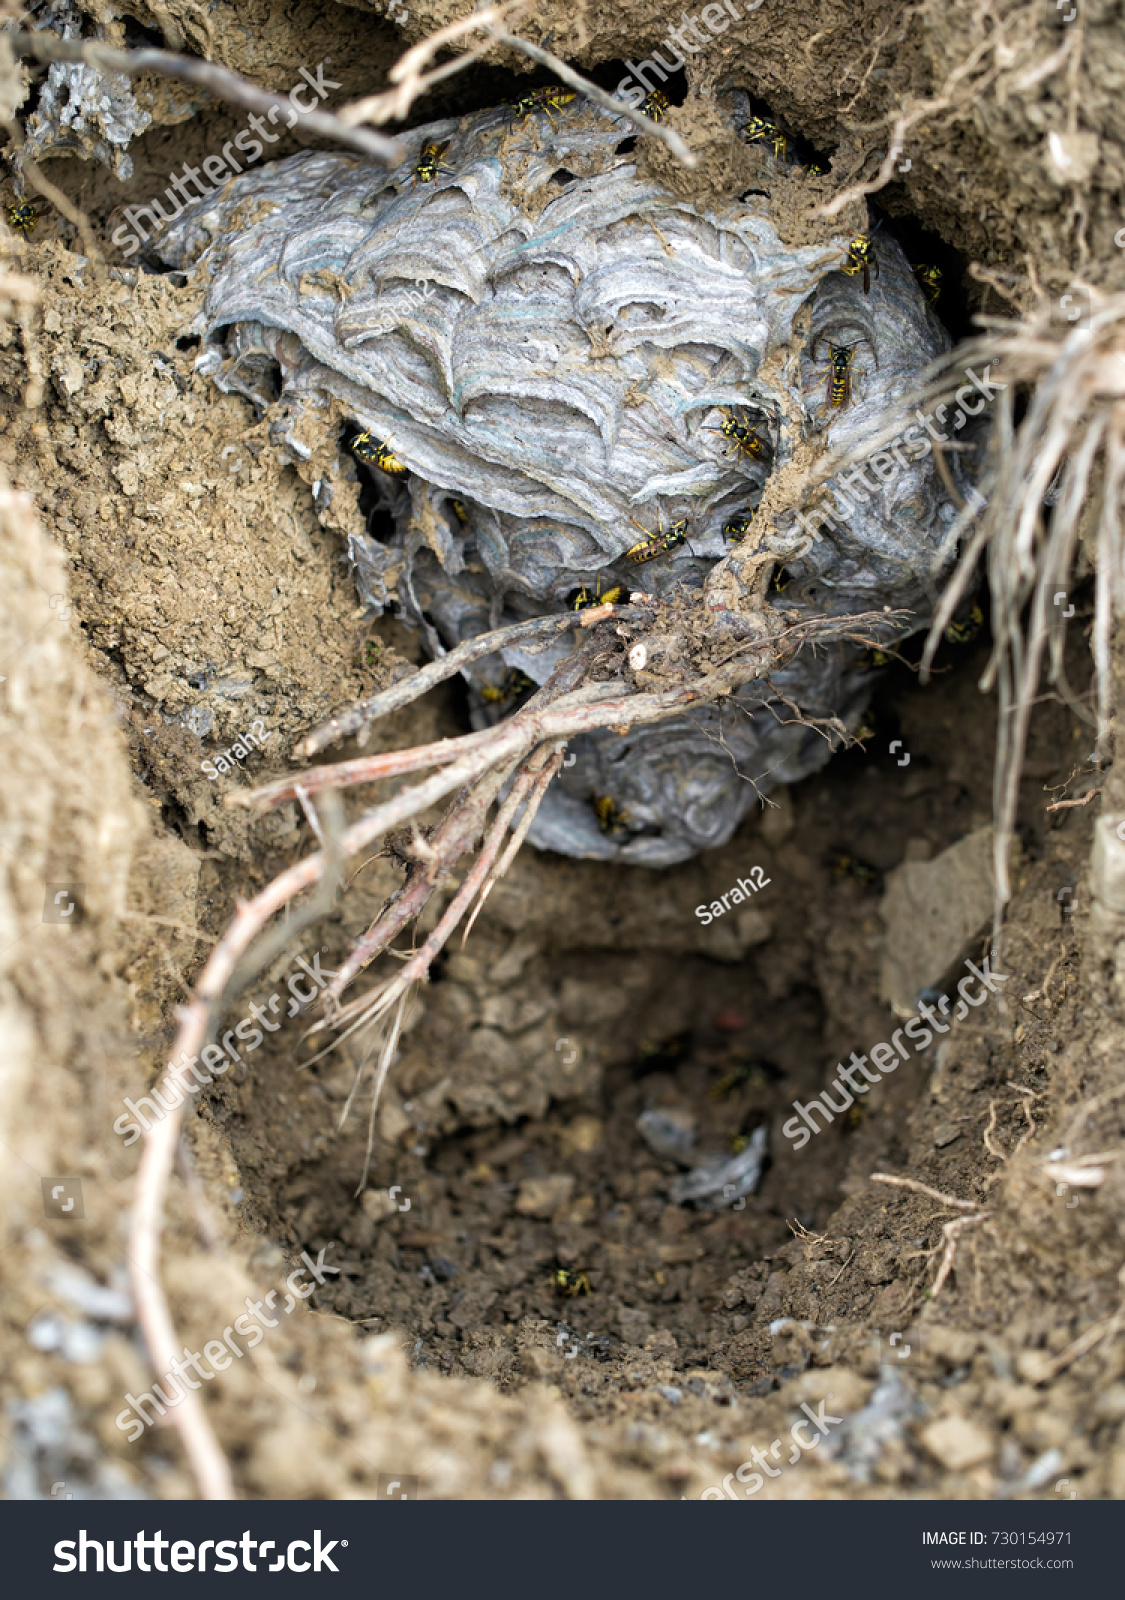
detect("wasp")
(729, 1117), (766, 1154)
(414, 139), (453, 184)
(593, 794), (631, 837)
(509, 85), (576, 131)
(705, 409), (767, 464)
(640, 89), (669, 121)
(450, 499), (469, 523)
(709, 1059), (774, 1100)
(553, 1268), (591, 1297)
(743, 116), (787, 161)
(824, 342), (857, 410)
(6, 201), (38, 239)
(625, 510), (690, 564)
(852, 712), (877, 744)
(351, 432), (408, 475)
(571, 573), (624, 610)
(828, 852), (881, 887)
(723, 512), (755, 545)
(913, 263), (942, 306)
(804, 161), (827, 177)
(481, 668), (536, 705)
(637, 1032), (690, 1069)
(944, 600), (983, 645)
(841, 233), (879, 294)
(860, 647), (890, 670)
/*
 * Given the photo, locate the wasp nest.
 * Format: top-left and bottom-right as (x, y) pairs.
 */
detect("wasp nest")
(159, 92), (965, 865)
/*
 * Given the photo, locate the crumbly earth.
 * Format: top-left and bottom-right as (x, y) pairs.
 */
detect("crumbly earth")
(2, 0), (1124, 1503)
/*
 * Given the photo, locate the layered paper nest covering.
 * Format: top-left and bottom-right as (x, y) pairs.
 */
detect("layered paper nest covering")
(159, 93), (961, 865)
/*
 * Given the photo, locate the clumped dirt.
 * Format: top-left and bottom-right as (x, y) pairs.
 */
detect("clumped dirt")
(3, 0), (1125, 1503)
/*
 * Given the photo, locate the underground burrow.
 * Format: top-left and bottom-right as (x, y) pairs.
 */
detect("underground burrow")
(9, 19), (1114, 1498)
(114, 67), (1089, 1397)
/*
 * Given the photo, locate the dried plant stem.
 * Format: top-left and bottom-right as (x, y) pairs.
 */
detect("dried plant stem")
(487, 28), (696, 167)
(869, 1172), (980, 1211)
(128, 814), (343, 1500)
(931, 1213), (988, 1298)
(337, 1), (532, 126)
(295, 610), (621, 758)
(5, 29), (404, 165)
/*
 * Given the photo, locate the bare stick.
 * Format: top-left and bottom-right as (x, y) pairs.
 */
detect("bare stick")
(464, 744), (564, 936)
(869, 1172), (980, 1211)
(295, 611), (619, 757)
(1046, 788), (1101, 811)
(236, 727), (503, 810)
(326, 745), (559, 1041)
(6, 30), (404, 166)
(128, 813), (343, 1500)
(1036, 1306), (1124, 1381)
(337, 1), (532, 127)
(461, 742), (565, 945)
(931, 1213), (987, 1297)
(488, 29), (697, 168)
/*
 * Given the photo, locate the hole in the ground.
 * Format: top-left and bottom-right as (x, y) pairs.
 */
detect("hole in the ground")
(209, 608), (1093, 1392)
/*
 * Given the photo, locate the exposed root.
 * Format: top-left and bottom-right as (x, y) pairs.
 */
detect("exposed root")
(333, 3), (695, 167)
(869, 1172), (980, 1211)
(917, 290), (1125, 941)
(4, 27), (403, 164)
(931, 1213), (989, 1298)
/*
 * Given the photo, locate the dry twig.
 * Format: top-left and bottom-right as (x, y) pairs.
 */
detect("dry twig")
(333, 3), (695, 167)
(869, 1172), (980, 1211)
(1046, 787), (1101, 811)
(931, 1213), (989, 1298)
(5, 28), (404, 164)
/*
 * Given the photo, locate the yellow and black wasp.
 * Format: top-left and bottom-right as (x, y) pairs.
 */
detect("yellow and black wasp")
(414, 139), (454, 184)
(640, 89), (670, 121)
(637, 1032), (690, 1070)
(804, 161), (827, 177)
(351, 432), (408, 475)
(913, 263), (942, 306)
(841, 233), (879, 294)
(481, 668), (536, 706)
(593, 794), (631, 837)
(828, 851), (881, 887)
(625, 511), (691, 564)
(6, 200), (39, 239)
(709, 1058), (776, 1101)
(723, 511), (755, 545)
(743, 115), (787, 161)
(944, 599), (983, 645)
(508, 85), (576, 132)
(553, 1267), (591, 1297)
(705, 409), (768, 465)
(852, 711), (877, 744)
(824, 342), (857, 410)
(570, 572), (624, 610)
(449, 499), (469, 523)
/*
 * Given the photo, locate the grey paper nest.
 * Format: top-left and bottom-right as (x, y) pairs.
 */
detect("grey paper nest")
(158, 93), (964, 865)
